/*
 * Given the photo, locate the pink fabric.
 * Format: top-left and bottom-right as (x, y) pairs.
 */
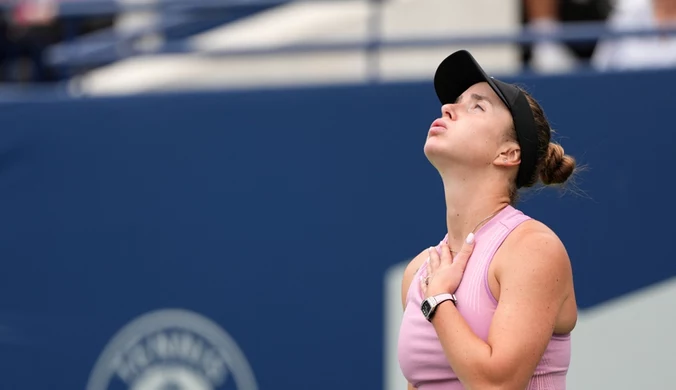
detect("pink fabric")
(397, 206), (571, 389)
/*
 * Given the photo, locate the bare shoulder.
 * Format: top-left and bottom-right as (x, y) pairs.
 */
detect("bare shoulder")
(492, 218), (578, 334)
(496, 218), (573, 284)
(401, 249), (429, 309)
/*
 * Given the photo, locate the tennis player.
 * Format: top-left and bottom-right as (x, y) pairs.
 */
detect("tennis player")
(397, 50), (578, 390)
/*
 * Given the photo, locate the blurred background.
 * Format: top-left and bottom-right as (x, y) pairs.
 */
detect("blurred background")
(0, 0), (674, 389)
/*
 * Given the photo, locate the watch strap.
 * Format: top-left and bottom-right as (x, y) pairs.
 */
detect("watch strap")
(431, 293), (456, 306)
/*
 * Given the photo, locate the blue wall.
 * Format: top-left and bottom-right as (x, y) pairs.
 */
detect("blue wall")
(0, 69), (674, 390)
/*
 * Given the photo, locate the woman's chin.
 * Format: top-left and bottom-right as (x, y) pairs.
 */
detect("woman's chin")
(423, 138), (447, 157)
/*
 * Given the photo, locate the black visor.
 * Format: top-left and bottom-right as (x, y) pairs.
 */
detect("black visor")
(433, 50), (541, 189)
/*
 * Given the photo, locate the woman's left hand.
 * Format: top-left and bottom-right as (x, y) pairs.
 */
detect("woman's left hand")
(421, 233), (476, 298)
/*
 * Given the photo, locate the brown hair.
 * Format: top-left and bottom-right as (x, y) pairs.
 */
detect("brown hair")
(507, 90), (577, 204)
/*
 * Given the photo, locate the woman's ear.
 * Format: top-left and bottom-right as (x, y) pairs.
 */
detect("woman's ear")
(494, 145), (521, 167)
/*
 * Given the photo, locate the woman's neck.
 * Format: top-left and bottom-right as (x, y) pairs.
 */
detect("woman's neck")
(442, 176), (511, 253)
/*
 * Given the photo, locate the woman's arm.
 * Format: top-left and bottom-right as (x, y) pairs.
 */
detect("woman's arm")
(428, 222), (573, 390)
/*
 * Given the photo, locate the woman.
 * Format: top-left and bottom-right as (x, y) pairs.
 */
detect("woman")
(397, 50), (578, 390)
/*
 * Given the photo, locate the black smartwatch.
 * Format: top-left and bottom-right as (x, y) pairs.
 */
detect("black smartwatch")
(421, 293), (457, 322)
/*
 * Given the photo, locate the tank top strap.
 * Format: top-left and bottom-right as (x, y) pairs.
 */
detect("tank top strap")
(404, 261), (425, 306)
(473, 206), (532, 263)
(472, 206), (532, 305)
(496, 205), (532, 231)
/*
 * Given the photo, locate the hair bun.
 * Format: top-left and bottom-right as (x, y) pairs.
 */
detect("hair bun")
(539, 143), (576, 185)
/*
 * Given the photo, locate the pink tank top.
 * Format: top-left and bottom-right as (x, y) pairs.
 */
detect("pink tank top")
(397, 206), (571, 389)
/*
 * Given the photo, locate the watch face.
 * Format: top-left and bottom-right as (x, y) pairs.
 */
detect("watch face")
(421, 301), (431, 317)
